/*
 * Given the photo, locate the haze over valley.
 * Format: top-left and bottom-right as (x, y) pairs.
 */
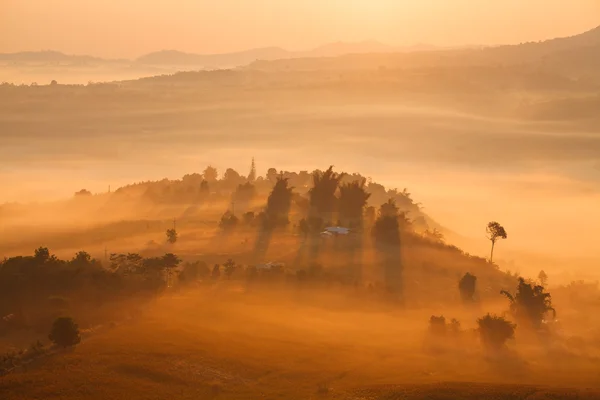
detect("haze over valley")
(1, 2), (600, 399)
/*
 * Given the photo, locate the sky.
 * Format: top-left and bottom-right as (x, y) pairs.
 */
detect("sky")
(1, 0), (599, 58)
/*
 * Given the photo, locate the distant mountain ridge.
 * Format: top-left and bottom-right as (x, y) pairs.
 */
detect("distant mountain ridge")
(0, 41), (471, 69)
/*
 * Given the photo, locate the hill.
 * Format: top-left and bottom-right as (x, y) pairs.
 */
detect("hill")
(243, 25), (600, 83)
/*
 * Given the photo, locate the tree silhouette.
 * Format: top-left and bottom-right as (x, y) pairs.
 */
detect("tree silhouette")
(74, 189), (92, 197)
(264, 176), (294, 228)
(423, 228), (444, 243)
(219, 210), (239, 230)
(486, 221), (507, 263)
(338, 178), (371, 225)
(203, 165), (218, 182)
(501, 277), (556, 329)
(34, 247), (50, 263)
(162, 253), (181, 287)
(223, 168), (242, 189)
(71, 251), (93, 268)
(458, 272), (477, 303)
(538, 270), (548, 287)
(477, 314), (515, 351)
(372, 199), (401, 245)
(166, 228), (178, 244)
(223, 259), (236, 278)
(429, 315), (447, 336)
(48, 317), (81, 348)
(309, 166), (345, 218)
(248, 157), (257, 182)
(266, 168), (278, 183)
(308, 166), (344, 214)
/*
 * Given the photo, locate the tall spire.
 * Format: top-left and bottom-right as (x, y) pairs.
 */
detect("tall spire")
(248, 157), (256, 182)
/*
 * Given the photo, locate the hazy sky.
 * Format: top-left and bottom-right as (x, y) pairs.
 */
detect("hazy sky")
(1, 0), (599, 57)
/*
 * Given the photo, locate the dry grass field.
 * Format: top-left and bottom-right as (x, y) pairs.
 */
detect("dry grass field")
(2, 288), (600, 399)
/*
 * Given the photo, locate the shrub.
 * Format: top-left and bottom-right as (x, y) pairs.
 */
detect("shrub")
(477, 313), (515, 350)
(429, 315), (447, 336)
(459, 272), (477, 303)
(48, 317), (81, 348)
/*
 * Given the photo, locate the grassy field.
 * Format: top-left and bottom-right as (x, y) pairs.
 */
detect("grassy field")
(2, 288), (600, 400)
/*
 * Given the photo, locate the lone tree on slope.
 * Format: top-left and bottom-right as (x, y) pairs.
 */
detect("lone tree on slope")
(486, 221), (507, 264)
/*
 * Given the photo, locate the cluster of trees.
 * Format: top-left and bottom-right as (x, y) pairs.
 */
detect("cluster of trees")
(444, 270), (556, 351)
(99, 161), (425, 229)
(0, 248), (181, 334)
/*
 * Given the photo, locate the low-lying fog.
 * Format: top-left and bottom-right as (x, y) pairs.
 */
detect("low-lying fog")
(1, 101), (599, 281)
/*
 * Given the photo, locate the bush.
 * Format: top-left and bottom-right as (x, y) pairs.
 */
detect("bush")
(459, 272), (477, 303)
(477, 313), (515, 350)
(429, 315), (447, 336)
(48, 317), (81, 348)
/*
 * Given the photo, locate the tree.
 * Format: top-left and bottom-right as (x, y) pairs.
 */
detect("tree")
(223, 168), (242, 188)
(458, 272), (477, 303)
(71, 251), (93, 268)
(501, 277), (556, 329)
(166, 228), (178, 244)
(203, 165), (218, 182)
(338, 178), (371, 225)
(74, 189), (92, 197)
(162, 253), (181, 287)
(264, 176), (294, 228)
(266, 168), (278, 183)
(48, 317), (81, 348)
(486, 221), (507, 263)
(34, 247), (50, 263)
(372, 199), (400, 246)
(423, 228), (444, 243)
(429, 315), (447, 336)
(538, 270), (548, 287)
(477, 314), (515, 351)
(309, 166), (345, 217)
(223, 259), (236, 278)
(248, 157), (257, 182)
(219, 210), (239, 230)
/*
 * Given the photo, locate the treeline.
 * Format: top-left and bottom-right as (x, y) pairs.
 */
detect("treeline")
(103, 163), (425, 226)
(0, 248), (179, 335)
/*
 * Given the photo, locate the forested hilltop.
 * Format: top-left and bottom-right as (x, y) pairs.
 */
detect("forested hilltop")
(1, 163), (519, 330)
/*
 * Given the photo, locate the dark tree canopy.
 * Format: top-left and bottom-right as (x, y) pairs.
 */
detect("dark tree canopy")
(459, 272), (477, 303)
(264, 176), (294, 227)
(372, 199), (401, 246)
(486, 221), (507, 263)
(309, 166), (345, 216)
(477, 313), (515, 350)
(338, 178), (371, 224)
(501, 277), (556, 329)
(166, 228), (178, 244)
(203, 165), (218, 182)
(74, 189), (92, 197)
(487, 221), (508, 243)
(48, 317), (81, 348)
